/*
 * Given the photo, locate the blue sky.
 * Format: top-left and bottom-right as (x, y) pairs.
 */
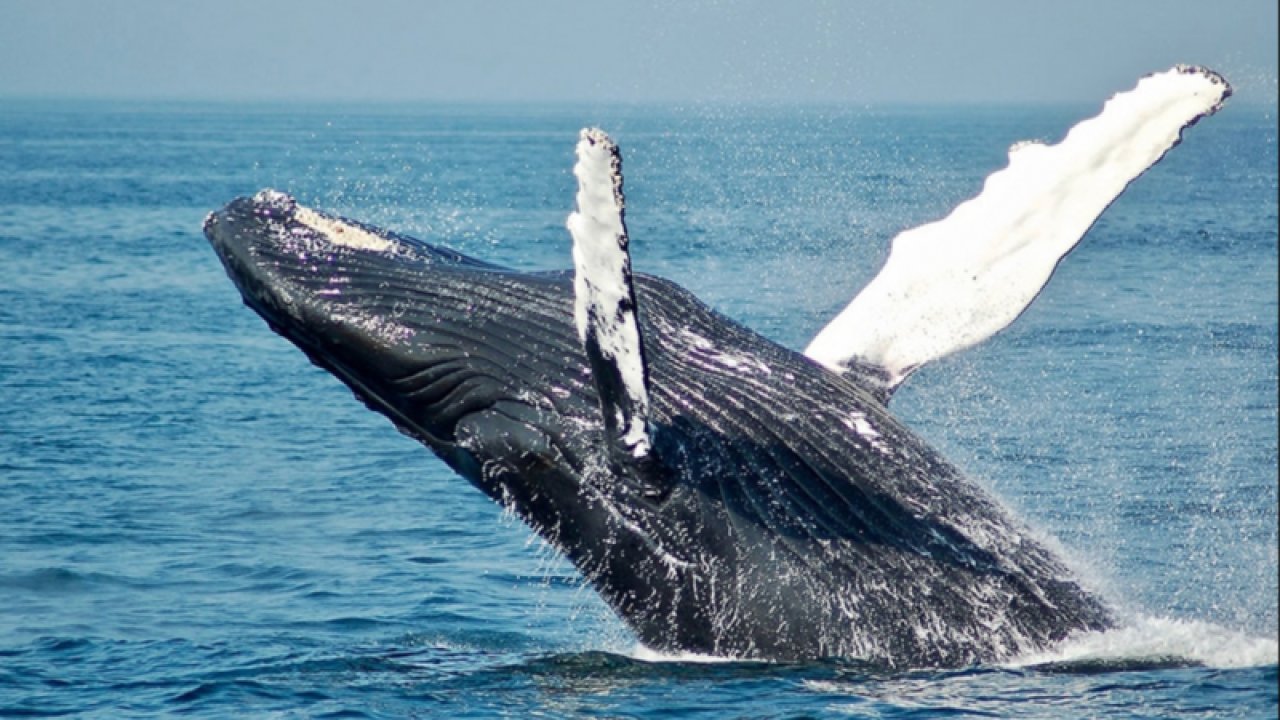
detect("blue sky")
(1, 1), (1275, 104)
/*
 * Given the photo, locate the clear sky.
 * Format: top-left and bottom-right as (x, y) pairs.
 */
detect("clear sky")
(1, 0), (1275, 105)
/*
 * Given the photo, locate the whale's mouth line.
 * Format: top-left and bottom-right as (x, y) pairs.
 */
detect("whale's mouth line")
(234, 272), (455, 454)
(203, 197), (453, 453)
(206, 195), (608, 516)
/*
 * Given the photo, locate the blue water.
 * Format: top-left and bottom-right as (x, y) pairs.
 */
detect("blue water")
(1, 99), (1276, 718)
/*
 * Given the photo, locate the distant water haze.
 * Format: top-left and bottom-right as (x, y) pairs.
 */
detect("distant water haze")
(1, 0), (1276, 105)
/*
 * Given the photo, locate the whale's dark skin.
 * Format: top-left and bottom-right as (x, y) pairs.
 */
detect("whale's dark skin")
(204, 192), (1113, 668)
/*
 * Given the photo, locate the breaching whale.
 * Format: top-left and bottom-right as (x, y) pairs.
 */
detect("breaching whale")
(203, 66), (1230, 667)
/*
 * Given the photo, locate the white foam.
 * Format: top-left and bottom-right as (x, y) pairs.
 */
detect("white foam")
(1009, 615), (1279, 670)
(627, 643), (745, 664)
(628, 618), (1278, 670)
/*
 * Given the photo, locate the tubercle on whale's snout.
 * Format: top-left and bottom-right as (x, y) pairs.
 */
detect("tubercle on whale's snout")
(202, 191), (335, 337)
(250, 188), (299, 220)
(201, 189), (293, 246)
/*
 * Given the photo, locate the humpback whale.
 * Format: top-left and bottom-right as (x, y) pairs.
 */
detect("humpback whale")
(203, 66), (1230, 667)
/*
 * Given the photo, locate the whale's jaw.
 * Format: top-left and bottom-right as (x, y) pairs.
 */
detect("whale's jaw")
(202, 191), (594, 501)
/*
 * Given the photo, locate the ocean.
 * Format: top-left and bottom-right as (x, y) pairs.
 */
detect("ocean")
(0, 98), (1275, 718)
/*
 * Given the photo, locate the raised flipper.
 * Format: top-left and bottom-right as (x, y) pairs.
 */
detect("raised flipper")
(566, 128), (662, 493)
(805, 66), (1231, 398)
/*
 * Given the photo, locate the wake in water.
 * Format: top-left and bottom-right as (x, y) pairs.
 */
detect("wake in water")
(1012, 616), (1279, 671)
(625, 616), (1277, 671)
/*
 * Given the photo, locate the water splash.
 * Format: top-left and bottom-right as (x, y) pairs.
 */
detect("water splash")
(1010, 615), (1279, 670)
(627, 643), (743, 664)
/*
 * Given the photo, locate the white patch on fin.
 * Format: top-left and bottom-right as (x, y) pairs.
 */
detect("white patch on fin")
(567, 128), (652, 459)
(804, 66), (1231, 392)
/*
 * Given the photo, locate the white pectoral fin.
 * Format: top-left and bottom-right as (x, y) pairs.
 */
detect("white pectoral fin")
(567, 128), (654, 462)
(805, 66), (1231, 395)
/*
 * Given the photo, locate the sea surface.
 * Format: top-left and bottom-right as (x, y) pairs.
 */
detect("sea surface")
(0, 98), (1276, 718)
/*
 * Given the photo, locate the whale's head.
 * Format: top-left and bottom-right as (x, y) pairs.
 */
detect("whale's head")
(203, 191), (459, 399)
(206, 191), (583, 481)
(202, 190), (679, 603)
